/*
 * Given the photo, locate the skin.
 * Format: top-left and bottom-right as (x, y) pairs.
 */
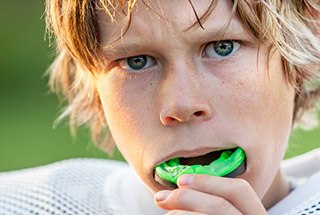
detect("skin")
(95, 0), (295, 214)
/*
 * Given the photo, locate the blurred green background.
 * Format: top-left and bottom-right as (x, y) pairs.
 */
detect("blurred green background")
(0, 1), (319, 172)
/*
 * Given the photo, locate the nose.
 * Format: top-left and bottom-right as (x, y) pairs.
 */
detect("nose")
(159, 67), (213, 127)
(160, 106), (212, 126)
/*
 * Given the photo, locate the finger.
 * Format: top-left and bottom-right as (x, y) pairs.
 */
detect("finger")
(177, 174), (266, 215)
(166, 209), (208, 215)
(154, 188), (243, 215)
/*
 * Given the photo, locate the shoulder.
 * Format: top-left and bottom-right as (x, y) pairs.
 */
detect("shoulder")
(1, 158), (127, 176)
(0, 158), (130, 214)
(268, 170), (320, 215)
(282, 148), (320, 178)
(268, 149), (320, 215)
(0, 158), (129, 188)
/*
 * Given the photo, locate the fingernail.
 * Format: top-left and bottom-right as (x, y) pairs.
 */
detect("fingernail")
(154, 190), (171, 202)
(178, 174), (193, 186)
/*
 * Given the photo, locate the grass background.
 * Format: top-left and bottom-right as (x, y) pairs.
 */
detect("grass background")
(0, 1), (319, 172)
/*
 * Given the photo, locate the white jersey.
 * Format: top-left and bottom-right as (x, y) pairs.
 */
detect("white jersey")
(0, 159), (165, 215)
(269, 148), (320, 215)
(0, 149), (320, 215)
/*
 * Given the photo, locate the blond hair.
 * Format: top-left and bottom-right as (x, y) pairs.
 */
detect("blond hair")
(45, 0), (320, 151)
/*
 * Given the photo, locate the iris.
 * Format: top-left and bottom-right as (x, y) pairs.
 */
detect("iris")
(214, 40), (234, 56)
(126, 55), (148, 70)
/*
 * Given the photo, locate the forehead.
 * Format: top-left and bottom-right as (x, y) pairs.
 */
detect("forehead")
(97, 0), (246, 46)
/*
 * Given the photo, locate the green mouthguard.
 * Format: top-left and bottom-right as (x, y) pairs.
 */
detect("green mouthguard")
(155, 147), (245, 185)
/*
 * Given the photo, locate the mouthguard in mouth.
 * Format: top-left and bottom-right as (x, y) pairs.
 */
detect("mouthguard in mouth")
(154, 147), (246, 188)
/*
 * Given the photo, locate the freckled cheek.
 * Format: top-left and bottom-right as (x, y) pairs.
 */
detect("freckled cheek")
(107, 94), (141, 132)
(217, 79), (263, 121)
(222, 66), (293, 124)
(96, 77), (158, 164)
(218, 69), (293, 147)
(101, 91), (161, 179)
(225, 72), (294, 196)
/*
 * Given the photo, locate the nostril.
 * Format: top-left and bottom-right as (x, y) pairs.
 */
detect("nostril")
(165, 116), (176, 121)
(160, 109), (211, 126)
(162, 116), (177, 125)
(194, 111), (203, 117)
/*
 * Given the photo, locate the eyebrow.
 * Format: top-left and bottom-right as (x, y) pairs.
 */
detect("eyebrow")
(197, 12), (249, 34)
(191, 21), (247, 41)
(101, 40), (150, 60)
(101, 19), (248, 60)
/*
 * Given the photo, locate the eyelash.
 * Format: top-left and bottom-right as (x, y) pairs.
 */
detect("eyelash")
(115, 55), (157, 74)
(113, 40), (243, 73)
(202, 40), (242, 62)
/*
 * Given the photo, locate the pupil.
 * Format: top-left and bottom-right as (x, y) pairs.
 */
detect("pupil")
(214, 41), (234, 56)
(127, 56), (147, 70)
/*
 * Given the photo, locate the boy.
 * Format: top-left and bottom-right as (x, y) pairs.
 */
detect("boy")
(1, 0), (320, 214)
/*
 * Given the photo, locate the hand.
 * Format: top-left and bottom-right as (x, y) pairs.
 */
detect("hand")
(154, 174), (267, 215)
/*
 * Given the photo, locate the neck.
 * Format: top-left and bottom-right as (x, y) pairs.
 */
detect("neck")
(262, 169), (290, 209)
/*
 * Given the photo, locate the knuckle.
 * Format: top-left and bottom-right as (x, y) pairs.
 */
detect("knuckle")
(234, 178), (251, 191)
(210, 195), (226, 208)
(193, 174), (211, 187)
(210, 196), (231, 212)
(228, 178), (252, 198)
(169, 188), (189, 205)
(172, 188), (189, 200)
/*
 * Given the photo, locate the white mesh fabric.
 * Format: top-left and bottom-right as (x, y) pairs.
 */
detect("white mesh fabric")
(267, 171), (320, 215)
(0, 159), (128, 215)
(1, 157), (320, 215)
(284, 192), (320, 215)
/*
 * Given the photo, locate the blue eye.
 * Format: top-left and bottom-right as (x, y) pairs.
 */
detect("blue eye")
(120, 55), (156, 71)
(204, 40), (240, 59)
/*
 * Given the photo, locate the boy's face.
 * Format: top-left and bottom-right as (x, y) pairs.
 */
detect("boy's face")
(96, 0), (295, 199)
